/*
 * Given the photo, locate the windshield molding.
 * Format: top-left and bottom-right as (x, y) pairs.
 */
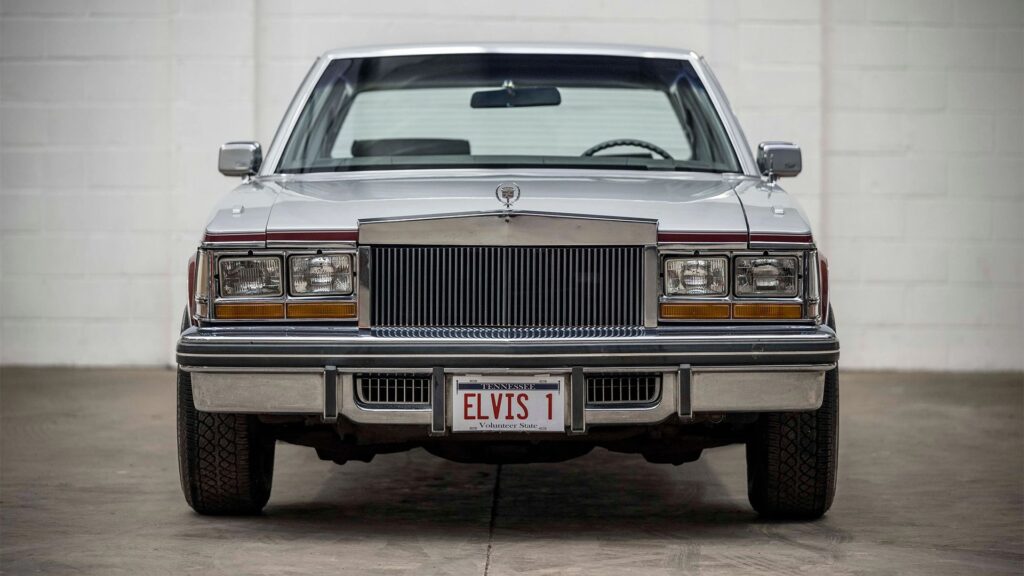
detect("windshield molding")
(260, 46), (757, 178)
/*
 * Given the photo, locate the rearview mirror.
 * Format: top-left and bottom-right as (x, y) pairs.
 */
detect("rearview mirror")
(757, 141), (801, 182)
(471, 85), (561, 108)
(219, 141), (262, 177)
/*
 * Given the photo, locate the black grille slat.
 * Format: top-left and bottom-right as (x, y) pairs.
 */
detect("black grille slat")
(371, 246), (643, 328)
(356, 373), (431, 406)
(585, 373), (661, 407)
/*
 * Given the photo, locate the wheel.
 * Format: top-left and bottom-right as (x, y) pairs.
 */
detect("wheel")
(745, 308), (839, 520)
(176, 367), (275, 515)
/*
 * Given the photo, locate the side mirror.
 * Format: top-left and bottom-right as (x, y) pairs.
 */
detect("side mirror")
(218, 141), (262, 177)
(757, 141), (801, 182)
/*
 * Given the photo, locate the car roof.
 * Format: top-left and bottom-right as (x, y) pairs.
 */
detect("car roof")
(320, 43), (701, 62)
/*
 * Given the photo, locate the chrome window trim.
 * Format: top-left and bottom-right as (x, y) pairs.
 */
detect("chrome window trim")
(319, 43), (704, 62)
(258, 44), (758, 178)
(691, 55), (757, 176)
(260, 56), (330, 177)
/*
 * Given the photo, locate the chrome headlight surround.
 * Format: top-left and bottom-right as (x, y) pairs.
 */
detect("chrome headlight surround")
(217, 256), (284, 298)
(289, 253), (354, 296)
(663, 256), (729, 297)
(657, 250), (810, 323)
(196, 247), (358, 323)
(734, 256), (799, 298)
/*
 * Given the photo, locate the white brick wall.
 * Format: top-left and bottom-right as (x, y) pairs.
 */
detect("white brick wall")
(822, 0), (1024, 371)
(1, 0), (1021, 370)
(0, 0), (253, 365)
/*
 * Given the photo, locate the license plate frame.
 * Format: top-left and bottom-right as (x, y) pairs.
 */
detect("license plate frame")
(452, 374), (565, 433)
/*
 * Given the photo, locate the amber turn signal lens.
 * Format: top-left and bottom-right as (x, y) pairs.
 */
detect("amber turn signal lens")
(214, 303), (285, 320)
(286, 302), (357, 319)
(732, 303), (803, 319)
(660, 303), (731, 320)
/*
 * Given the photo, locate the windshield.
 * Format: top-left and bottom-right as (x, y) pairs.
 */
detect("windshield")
(278, 53), (740, 174)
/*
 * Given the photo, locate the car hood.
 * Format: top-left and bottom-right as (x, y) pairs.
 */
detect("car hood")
(204, 170), (813, 243)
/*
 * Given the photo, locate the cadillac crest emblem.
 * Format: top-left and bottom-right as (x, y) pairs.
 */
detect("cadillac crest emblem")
(495, 182), (520, 208)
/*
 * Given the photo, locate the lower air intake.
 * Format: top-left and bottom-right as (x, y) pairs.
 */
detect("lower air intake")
(356, 373), (431, 407)
(585, 373), (662, 407)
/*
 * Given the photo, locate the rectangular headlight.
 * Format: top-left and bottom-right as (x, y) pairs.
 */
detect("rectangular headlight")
(289, 254), (353, 296)
(735, 256), (799, 297)
(664, 257), (728, 296)
(219, 257), (283, 297)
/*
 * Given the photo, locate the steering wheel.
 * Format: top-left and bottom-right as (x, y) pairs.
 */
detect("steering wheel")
(581, 138), (674, 160)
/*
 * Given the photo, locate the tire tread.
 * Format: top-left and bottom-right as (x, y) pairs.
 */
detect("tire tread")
(746, 308), (839, 520)
(177, 369), (274, 515)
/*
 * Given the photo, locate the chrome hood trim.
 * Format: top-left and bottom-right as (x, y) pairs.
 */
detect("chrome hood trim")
(359, 210), (656, 246)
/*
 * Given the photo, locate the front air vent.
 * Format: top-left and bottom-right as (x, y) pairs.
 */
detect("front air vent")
(585, 373), (662, 407)
(355, 373), (431, 407)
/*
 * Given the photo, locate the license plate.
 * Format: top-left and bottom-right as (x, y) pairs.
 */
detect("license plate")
(452, 374), (565, 432)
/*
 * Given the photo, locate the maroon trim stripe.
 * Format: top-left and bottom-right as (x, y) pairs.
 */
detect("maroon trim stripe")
(203, 230), (360, 243)
(820, 255), (830, 322)
(657, 231), (748, 243)
(186, 253), (197, 323)
(266, 230), (358, 242)
(749, 233), (814, 243)
(203, 232), (266, 243)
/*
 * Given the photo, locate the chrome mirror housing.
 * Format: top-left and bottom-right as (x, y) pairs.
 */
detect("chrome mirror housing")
(756, 141), (801, 182)
(218, 141), (262, 177)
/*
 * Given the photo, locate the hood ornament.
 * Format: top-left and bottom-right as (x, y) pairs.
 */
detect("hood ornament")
(495, 182), (520, 209)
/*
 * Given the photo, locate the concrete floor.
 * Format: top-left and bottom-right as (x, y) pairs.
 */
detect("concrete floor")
(0, 369), (1021, 575)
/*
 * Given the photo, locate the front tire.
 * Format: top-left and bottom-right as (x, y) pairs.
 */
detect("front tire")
(745, 310), (839, 520)
(176, 368), (275, 515)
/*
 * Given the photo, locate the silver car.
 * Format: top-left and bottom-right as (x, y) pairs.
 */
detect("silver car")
(177, 44), (839, 519)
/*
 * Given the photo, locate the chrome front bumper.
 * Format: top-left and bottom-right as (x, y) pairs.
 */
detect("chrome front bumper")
(177, 325), (838, 432)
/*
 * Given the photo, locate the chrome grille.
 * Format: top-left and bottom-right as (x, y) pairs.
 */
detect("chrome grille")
(356, 373), (431, 406)
(586, 373), (662, 407)
(370, 246), (644, 327)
